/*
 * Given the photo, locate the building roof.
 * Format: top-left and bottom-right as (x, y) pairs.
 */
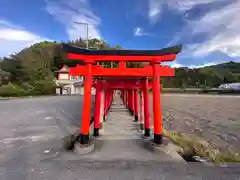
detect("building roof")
(55, 65), (69, 73)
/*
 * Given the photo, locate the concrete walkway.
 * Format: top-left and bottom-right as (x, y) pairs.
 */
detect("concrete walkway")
(83, 95), (179, 162)
(100, 95), (140, 140)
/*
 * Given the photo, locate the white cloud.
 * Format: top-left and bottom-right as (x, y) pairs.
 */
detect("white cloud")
(167, 0), (227, 12)
(134, 27), (152, 36)
(169, 61), (216, 69)
(134, 28), (143, 36)
(166, 0), (240, 58)
(188, 62), (216, 69)
(148, 0), (162, 24)
(0, 19), (20, 29)
(187, 1), (240, 57)
(169, 62), (184, 68)
(45, 0), (101, 40)
(0, 20), (50, 57)
(147, 0), (227, 24)
(0, 28), (44, 41)
(190, 36), (240, 58)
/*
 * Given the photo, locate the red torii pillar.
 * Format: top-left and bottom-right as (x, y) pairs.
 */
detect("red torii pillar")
(139, 89), (144, 130)
(152, 62), (163, 144)
(127, 90), (134, 116)
(134, 89), (139, 121)
(93, 81), (101, 137)
(125, 90), (128, 108)
(143, 78), (150, 137)
(80, 62), (93, 144)
(131, 89), (135, 117)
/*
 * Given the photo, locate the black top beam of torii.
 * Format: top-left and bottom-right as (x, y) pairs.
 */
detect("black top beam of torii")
(62, 44), (182, 56)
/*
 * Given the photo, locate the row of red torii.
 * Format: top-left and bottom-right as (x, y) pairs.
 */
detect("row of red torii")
(63, 44), (182, 145)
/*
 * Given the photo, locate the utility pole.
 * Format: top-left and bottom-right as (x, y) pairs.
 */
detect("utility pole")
(74, 22), (89, 49)
(196, 81), (200, 88)
(74, 22), (90, 84)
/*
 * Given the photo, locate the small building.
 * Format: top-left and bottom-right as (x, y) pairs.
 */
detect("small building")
(55, 65), (95, 95)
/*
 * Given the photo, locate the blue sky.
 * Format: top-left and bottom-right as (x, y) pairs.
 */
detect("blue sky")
(0, 0), (239, 68)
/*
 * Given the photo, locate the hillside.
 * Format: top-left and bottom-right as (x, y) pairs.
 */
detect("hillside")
(0, 39), (239, 96)
(0, 39), (124, 96)
(161, 62), (240, 88)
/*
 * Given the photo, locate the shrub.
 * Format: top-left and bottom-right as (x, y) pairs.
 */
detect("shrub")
(29, 80), (56, 95)
(0, 83), (28, 97)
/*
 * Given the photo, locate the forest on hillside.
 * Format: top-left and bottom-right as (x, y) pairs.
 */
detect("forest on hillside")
(161, 61), (240, 88)
(0, 38), (240, 97)
(0, 39), (127, 96)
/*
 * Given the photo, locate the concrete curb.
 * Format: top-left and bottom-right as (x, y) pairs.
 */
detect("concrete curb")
(74, 142), (95, 155)
(0, 96), (33, 100)
(141, 135), (185, 162)
(0, 95), (60, 101)
(99, 124), (105, 134)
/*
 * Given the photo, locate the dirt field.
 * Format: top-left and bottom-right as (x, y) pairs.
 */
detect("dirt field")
(149, 94), (240, 153)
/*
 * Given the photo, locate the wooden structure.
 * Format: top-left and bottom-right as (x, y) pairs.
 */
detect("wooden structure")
(63, 44), (182, 145)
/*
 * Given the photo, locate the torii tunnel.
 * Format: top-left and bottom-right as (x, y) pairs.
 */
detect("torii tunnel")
(63, 44), (182, 145)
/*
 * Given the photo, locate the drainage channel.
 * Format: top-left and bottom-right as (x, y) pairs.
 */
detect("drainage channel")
(179, 153), (212, 163)
(147, 131), (214, 164)
(180, 153), (199, 162)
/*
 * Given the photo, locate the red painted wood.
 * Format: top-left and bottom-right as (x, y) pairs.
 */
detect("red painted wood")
(94, 84), (101, 129)
(67, 53), (176, 62)
(125, 90), (128, 107)
(134, 89), (139, 118)
(69, 65), (175, 77)
(152, 63), (162, 135)
(143, 79), (150, 130)
(127, 90), (132, 111)
(104, 90), (108, 116)
(131, 90), (134, 113)
(96, 84), (152, 89)
(139, 90), (144, 123)
(118, 61), (126, 68)
(80, 63), (93, 135)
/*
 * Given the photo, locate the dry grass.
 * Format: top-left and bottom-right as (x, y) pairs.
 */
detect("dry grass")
(62, 130), (91, 150)
(164, 129), (240, 163)
(62, 131), (79, 150)
(150, 94), (240, 153)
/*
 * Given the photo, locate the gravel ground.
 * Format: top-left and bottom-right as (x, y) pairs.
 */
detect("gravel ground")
(149, 93), (240, 153)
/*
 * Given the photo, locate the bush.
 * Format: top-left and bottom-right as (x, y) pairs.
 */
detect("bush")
(0, 83), (28, 97)
(29, 80), (56, 95)
(0, 80), (56, 97)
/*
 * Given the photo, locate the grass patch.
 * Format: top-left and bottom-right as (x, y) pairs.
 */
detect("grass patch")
(63, 131), (79, 151)
(164, 129), (240, 163)
(0, 83), (28, 97)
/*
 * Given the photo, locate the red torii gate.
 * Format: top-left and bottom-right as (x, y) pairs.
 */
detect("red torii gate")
(63, 44), (182, 145)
